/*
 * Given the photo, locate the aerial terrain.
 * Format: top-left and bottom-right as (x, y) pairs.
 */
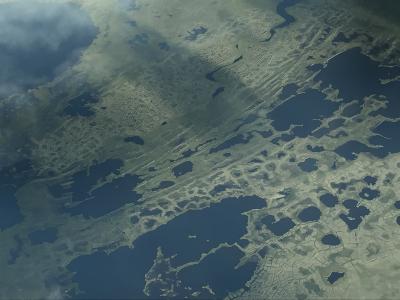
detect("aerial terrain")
(1, 0), (400, 299)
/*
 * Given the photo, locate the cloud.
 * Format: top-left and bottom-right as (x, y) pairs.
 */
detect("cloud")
(46, 285), (65, 300)
(0, 0), (97, 98)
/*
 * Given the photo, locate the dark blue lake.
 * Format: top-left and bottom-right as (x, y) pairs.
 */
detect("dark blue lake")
(49, 159), (142, 218)
(298, 206), (321, 222)
(28, 227), (58, 245)
(297, 158), (318, 172)
(172, 161), (193, 177)
(67, 195), (266, 298)
(319, 193), (339, 208)
(261, 214), (296, 236)
(0, 159), (34, 230)
(268, 89), (339, 138)
(321, 234), (341, 246)
(340, 199), (370, 230)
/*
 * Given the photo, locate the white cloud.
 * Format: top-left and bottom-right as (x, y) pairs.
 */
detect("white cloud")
(0, 0), (97, 98)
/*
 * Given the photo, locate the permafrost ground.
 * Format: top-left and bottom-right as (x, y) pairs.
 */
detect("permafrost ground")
(1, 0), (400, 299)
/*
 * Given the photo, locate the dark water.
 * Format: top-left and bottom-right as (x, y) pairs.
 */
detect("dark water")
(307, 145), (325, 152)
(279, 83), (299, 99)
(177, 246), (257, 298)
(336, 120), (400, 159)
(210, 183), (237, 196)
(65, 174), (142, 218)
(368, 120), (400, 156)
(28, 228), (58, 245)
(0, 159), (35, 230)
(306, 63), (323, 72)
(363, 176), (377, 185)
(180, 148), (196, 159)
(268, 89), (339, 138)
(334, 140), (372, 160)
(297, 158), (318, 172)
(212, 86), (225, 98)
(342, 102), (362, 117)
(209, 133), (254, 153)
(271, 133), (294, 145)
(261, 215), (296, 236)
(124, 135), (144, 145)
(62, 92), (99, 117)
(256, 130), (273, 139)
(313, 46), (400, 159)
(312, 118), (345, 138)
(172, 161), (193, 177)
(340, 199), (370, 230)
(359, 187), (380, 200)
(49, 159), (123, 200)
(315, 47), (397, 101)
(394, 201), (400, 209)
(306, 48), (400, 160)
(0, 186), (24, 231)
(173, 138), (215, 161)
(49, 159), (142, 218)
(321, 234), (341, 246)
(327, 272), (344, 284)
(319, 193), (339, 208)
(0, 2), (97, 97)
(67, 195), (266, 298)
(151, 180), (175, 191)
(298, 206), (321, 222)
(264, 0), (302, 42)
(315, 47), (400, 116)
